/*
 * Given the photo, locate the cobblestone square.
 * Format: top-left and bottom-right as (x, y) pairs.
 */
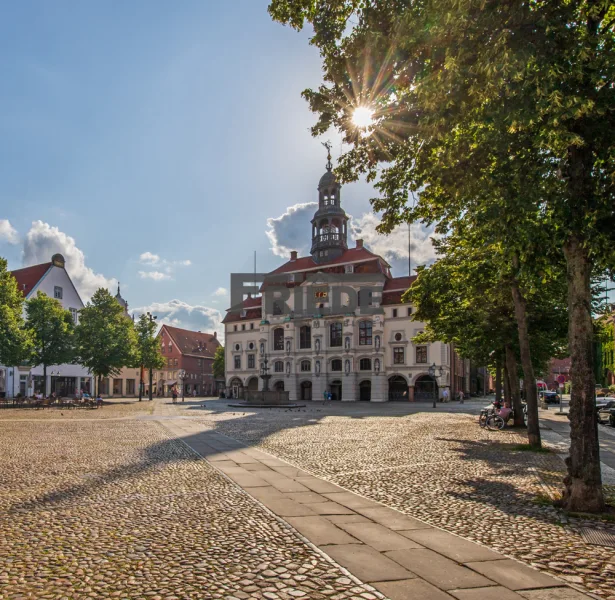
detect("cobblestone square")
(192, 400), (615, 598)
(0, 401), (382, 600)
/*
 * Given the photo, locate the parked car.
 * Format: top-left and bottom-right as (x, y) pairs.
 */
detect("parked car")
(597, 399), (615, 423)
(539, 390), (560, 404)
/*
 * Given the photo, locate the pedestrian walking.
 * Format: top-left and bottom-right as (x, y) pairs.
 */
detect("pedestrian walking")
(172, 386), (178, 404)
(459, 390), (465, 404)
(323, 390), (328, 404)
(442, 388), (449, 403)
(328, 391), (333, 402)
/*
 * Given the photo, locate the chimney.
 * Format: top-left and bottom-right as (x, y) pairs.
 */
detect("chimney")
(214, 331), (217, 339)
(356, 239), (363, 249)
(290, 250), (298, 261)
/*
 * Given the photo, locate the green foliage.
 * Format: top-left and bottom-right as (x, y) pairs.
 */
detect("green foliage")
(0, 258), (31, 365)
(134, 314), (165, 370)
(75, 288), (137, 380)
(213, 346), (225, 381)
(269, 0), (615, 511)
(25, 292), (76, 370)
(407, 228), (568, 372)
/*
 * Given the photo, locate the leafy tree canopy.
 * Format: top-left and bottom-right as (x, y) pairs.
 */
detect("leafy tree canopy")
(213, 346), (225, 381)
(75, 288), (137, 380)
(25, 292), (76, 370)
(134, 313), (165, 371)
(0, 257), (31, 365)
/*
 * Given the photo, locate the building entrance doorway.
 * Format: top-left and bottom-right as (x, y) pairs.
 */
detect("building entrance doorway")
(300, 381), (312, 401)
(274, 381), (285, 391)
(414, 375), (438, 402)
(388, 376), (409, 401)
(330, 380), (342, 401)
(51, 376), (77, 398)
(229, 378), (243, 399)
(359, 380), (371, 402)
(247, 377), (259, 391)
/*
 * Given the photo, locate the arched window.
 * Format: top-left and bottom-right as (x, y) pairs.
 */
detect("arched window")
(359, 321), (372, 345)
(331, 359), (342, 372)
(330, 322), (342, 347)
(274, 361), (284, 373)
(299, 325), (311, 349)
(273, 328), (284, 351)
(300, 360), (311, 372)
(359, 358), (372, 371)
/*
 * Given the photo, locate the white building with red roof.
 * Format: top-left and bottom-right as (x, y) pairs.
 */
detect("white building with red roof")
(223, 159), (468, 403)
(1, 254), (93, 398)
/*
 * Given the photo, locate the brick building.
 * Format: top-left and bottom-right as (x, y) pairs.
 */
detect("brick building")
(151, 325), (221, 397)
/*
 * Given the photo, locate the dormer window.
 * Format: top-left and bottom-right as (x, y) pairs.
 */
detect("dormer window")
(289, 274), (295, 283)
(345, 264), (354, 274)
(241, 309), (247, 318)
(54, 286), (63, 300)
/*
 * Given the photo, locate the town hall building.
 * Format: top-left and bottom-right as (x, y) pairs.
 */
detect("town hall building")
(223, 155), (470, 403)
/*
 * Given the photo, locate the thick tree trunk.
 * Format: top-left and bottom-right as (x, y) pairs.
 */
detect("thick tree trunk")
(43, 364), (47, 397)
(495, 357), (502, 403)
(503, 363), (511, 405)
(562, 238), (604, 512)
(511, 278), (541, 446)
(148, 368), (153, 401)
(97, 375), (102, 398)
(505, 344), (525, 428)
(138, 365), (143, 402)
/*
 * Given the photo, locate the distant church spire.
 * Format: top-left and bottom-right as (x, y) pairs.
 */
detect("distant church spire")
(115, 281), (129, 314)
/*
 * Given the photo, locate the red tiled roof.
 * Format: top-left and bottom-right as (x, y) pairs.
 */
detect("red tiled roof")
(269, 247), (390, 275)
(223, 296), (263, 324)
(243, 296), (262, 308)
(160, 325), (220, 357)
(11, 262), (52, 297)
(383, 276), (417, 292)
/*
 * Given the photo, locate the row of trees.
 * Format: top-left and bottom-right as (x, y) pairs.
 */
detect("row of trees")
(269, 0), (615, 512)
(0, 258), (164, 398)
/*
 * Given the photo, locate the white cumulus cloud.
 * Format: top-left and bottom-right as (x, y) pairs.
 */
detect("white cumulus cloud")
(22, 220), (116, 300)
(265, 202), (436, 274)
(350, 213), (437, 273)
(138, 271), (171, 281)
(213, 287), (228, 297)
(266, 202), (317, 258)
(133, 299), (224, 341)
(0, 219), (19, 244)
(139, 252), (160, 265)
(138, 251), (192, 277)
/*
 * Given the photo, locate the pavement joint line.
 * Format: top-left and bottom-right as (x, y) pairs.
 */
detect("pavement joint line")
(157, 418), (388, 600)
(159, 417), (593, 599)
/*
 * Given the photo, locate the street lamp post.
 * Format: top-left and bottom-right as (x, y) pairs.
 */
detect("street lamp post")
(147, 312), (157, 401)
(428, 362), (444, 409)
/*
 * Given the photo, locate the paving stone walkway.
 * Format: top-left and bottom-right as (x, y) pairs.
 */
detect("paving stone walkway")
(0, 398), (609, 599)
(190, 401), (614, 598)
(162, 412), (595, 600)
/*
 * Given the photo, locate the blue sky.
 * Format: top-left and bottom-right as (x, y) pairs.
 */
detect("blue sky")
(0, 1), (434, 334)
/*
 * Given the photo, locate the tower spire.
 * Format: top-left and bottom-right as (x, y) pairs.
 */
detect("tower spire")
(322, 140), (332, 171)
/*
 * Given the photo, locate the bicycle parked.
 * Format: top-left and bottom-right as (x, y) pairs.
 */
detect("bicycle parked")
(479, 400), (523, 430)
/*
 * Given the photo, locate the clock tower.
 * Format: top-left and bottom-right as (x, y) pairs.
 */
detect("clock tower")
(310, 142), (349, 263)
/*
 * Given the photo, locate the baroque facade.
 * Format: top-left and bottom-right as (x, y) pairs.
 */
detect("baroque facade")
(223, 159), (469, 403)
